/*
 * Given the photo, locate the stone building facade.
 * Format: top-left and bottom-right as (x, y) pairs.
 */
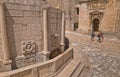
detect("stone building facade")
(77, 0), (120, 34)
(0, 0), (67, 72)
(47, 0), (120, 35)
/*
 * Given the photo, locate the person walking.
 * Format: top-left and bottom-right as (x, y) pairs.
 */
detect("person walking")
(100, 31), (104, 42)
(97, 31), (104, 42)
(97, 32), (101, 42)
(91, 32), (95, 41)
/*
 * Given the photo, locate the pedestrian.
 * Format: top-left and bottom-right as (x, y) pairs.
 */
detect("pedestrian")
(97, 32), (101, 42)
(91, 32), (95, 41)
(100, 32), (104, 42)
(97, 31), (104, 42)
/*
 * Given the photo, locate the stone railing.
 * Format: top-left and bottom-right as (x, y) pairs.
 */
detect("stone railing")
(0, 48), (73, 77)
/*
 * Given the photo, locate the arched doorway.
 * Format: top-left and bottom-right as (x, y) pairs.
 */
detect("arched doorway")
(73, 22), (78, 31)
(92, 18), (99, 32)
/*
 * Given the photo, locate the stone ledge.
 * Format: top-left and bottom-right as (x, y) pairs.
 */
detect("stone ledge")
(0, 47), (73, 77)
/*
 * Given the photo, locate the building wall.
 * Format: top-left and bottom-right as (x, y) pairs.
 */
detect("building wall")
(0, 0), (45, 69)
(115, 0), (120, 38)
(45, 0), (119, 34)
(100, 0), (117, 33)
(47, 7), (62, 52)
(46, 0), (78, 31)
(78, 2), (90, 33)
(0, 0), (63, 70)
(5, 3), (43, 57)
(0, 34), (3, 59)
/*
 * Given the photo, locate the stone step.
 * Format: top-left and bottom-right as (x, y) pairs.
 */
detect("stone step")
(70, 62), (85, 77)
(55, 58), (82, 77)
(78, 65), (92, 77)
(55, 44), (87, 77)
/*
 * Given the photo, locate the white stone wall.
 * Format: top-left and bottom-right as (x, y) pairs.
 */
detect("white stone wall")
(4, 3), (44, 57)
(78, 3), (90, 33)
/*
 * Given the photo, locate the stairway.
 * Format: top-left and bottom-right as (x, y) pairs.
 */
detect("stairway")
(100, 0), (117, 33)
(55, 44), (92, 77)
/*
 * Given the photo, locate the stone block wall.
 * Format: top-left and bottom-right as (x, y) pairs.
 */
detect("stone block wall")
(0, 1), (45, 69)
(100, 0), (117, 33)
(0, 48), (73, 77)
(0, 0), (63, 71)
(4, 2), (44, 57)
(0, 38), (3, 59)
(2, 0), (45, 6)
(47, 7), (62, 52)
(78, 3), (90, 33)
(115, 0), (120, 38)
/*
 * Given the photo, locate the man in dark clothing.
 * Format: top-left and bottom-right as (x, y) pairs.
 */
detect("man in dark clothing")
(97, 31), (104, 42)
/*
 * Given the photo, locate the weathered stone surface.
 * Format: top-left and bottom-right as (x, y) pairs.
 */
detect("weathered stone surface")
(47, 7), (62, 52)
(14, 0), (28, 4)
(24, 11), (42, 17)
(66, 31), (120, 77)
(0, 0), (64, 72)
(75, 43), (120, 77)
(5, 10), (24, 17)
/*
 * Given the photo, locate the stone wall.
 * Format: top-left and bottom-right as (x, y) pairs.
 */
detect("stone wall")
(0, 37), (3, 59)
(0, 48), (73, 77)
(0, 1), (45, 70)
(2, 0), (45, 6)
(78, 3), (90, 33)
(100, 0), (117, 33)
(115, 0), (120, 38)
(5, 3), (43, 57)
(0, 0), (64, 71)
(47, 7), (62, 52)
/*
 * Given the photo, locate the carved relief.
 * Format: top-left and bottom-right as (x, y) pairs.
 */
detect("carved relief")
(22, 40), (36, 56)
(89, 11), (103, 22)
(88, 1), (107, 10)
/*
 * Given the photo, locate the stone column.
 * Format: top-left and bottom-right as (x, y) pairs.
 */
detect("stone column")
(0, 2), (11, 71)
(64, 0), (71, 31)
(60, 12), (65, 52)
(42, 9), (49, 61)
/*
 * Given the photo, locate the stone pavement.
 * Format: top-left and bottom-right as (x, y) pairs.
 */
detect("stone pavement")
(66, 31), (120, 56)
(66, 31), (120, 77)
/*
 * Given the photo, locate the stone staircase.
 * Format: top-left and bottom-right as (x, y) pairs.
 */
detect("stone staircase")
(55, 44), (92, 77)
(100, 0), (117, 33)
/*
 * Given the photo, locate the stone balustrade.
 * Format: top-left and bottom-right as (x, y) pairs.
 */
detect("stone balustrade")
(0, 48), (73, 77)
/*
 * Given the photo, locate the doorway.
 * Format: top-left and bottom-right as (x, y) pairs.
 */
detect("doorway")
(73, 22), (78, 31)
(92, 18), (99, 32)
